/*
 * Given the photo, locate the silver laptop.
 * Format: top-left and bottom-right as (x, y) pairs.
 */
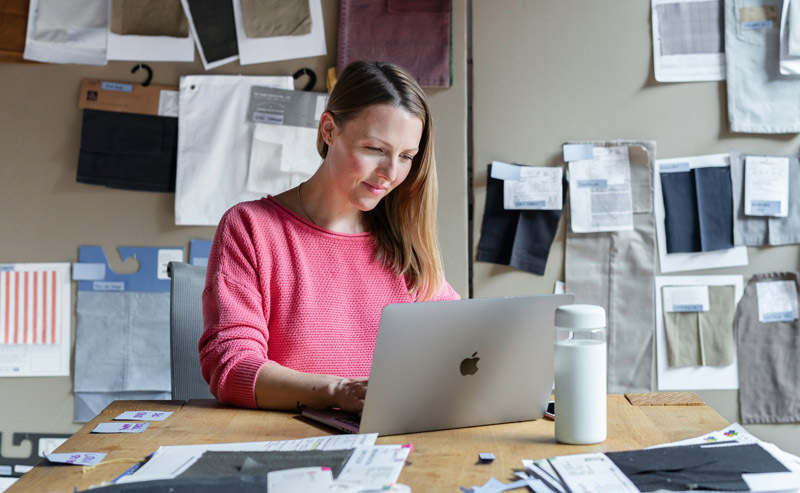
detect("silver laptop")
(302, 293), (573, 435)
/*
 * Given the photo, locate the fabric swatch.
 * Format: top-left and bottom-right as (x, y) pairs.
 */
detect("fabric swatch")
(660, 170), (700, 253)
(185, 0), (238, 64)
(338, 0), (451, 87)
(180, 449), (354, 479)
(110, 0), (189, 37)
(767, 154), (800, 245)
(240, 0), (312, 38)
(729, 152), (769, 246)
(476, 164), (563, 276)
(663, 285), (736, 368)
(23, 0), (108, 65)
(77, 109), (177, 192)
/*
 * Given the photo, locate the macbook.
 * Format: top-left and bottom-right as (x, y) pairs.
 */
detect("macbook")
(303, 293), (574, 435)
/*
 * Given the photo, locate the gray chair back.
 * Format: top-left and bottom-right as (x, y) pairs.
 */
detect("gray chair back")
(168, 261), (214, 400)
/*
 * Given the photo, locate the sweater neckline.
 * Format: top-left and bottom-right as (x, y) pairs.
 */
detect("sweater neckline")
(264, 196), (372, 239)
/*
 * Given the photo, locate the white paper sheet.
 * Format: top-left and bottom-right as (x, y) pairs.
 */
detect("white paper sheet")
(756, 280), (799, 322)
(232, 0), (326, 65)
(23, 0), (108, 65)
(0, 263), (71, 377)
(744, 156), (790, 217)
(655, 275), (743, 390)
(268, 467), (332, 493)
(503, 166), (562, 210)
(547, 453), (639, 493)
(652, 0), (726, 81)
(117, 434), (378, 483)
(568, 146), (634, 233)
(654, 154), (749, 273)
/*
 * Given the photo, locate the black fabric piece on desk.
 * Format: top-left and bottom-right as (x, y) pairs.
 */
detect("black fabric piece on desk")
(79, 475), (271, 492)
(660, 171), (700, 253)
(186, 0), (238, 63)
(178, 449), (354, 479)
(77, 109), (177, 192)
(606, 443), (788, 491)
(695, 166), (734, 252)
(476, 164), (563, 275)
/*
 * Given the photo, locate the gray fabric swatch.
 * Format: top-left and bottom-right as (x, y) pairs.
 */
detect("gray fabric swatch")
(240, 0), (312, 38)
(179, 449), (354, 479)
(767, 155), (800, 245)
(663, 285), (736, 368)
(74, 291), (171, 421)
(565, 141), (656, 393)
(736, 272), (800, 424)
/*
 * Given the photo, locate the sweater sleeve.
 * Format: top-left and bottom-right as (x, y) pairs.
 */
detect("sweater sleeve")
(430, 279), (461, 301)
(198, 206), (272, 408)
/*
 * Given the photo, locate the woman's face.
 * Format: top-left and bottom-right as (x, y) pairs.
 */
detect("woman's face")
(323, 104), (423, 212)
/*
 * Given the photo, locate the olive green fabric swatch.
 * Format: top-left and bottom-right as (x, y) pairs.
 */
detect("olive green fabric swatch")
(110, 0), (189, 37)
(240, 0), (312, 39)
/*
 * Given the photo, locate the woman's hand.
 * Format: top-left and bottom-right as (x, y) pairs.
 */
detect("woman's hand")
(329, 377), (368, 413)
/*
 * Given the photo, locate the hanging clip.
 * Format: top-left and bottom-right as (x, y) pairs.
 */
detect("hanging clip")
(293, 67), (317, 91)
(131, 63), (153, 87)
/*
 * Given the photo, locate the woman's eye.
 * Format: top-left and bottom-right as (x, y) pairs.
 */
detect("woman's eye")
(402, 154), (414, 161)
(367, 147), (382, 153)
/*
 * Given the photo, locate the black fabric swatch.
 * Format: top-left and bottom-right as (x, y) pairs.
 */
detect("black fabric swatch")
(178, 449), (355, 480)
(695, 166), (734, 251)
(606, 443), (788, 491)
(660, 171), (700, 253)
(77, 109), (177, 192)
(186, 0), (238, 63)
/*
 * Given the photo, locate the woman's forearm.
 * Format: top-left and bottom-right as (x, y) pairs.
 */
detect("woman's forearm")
(254, 363), (367, 412)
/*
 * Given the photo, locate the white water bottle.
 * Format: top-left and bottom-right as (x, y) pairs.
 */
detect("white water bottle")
(554, 304), (607, 444)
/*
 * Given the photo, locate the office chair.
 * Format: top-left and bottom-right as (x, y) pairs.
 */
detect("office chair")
(167, 261), (215, 400)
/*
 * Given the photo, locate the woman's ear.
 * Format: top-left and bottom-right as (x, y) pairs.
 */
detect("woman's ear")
(319, 111), (336, 142)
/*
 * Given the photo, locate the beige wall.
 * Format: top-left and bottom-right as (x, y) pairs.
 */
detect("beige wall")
(472, 1), (800, 455)
(0, 1), (468, 460)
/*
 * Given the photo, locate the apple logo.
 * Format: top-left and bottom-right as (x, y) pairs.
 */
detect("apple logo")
(460, 351), (480, 376)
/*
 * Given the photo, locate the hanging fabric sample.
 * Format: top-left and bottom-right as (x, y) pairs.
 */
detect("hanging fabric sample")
(0, 263), (71, 377)
(76, 79), (179, 192)
(660, 166), (734, 253)
(735, 272), (800, 424)
(181, 0), (239, 69)
(476, 163), (564, 276)
(0, 0), (30, 63)
(175, 75), (294, 226)
(337, 0), (451, 87)
(111, 0), (189, 37)
(729, 152), (770, 246)
(766, 153), (800, 245)
(240, 0), (312, 38)
(23, 0), (108, 65)
(232, 0), (325, 65)
(725, 0), (800, 133)
(662, 285), (736, 368)
(73, 246), (183, 422)
(565, 140), (657, 393)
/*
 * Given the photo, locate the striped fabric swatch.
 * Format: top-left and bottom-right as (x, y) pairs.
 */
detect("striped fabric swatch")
(0, 264), (69, 345)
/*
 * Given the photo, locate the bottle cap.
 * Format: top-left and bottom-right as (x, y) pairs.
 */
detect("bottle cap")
(555, 304), (606, 329)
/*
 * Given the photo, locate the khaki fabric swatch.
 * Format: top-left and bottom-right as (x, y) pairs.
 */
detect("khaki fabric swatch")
(111, 0), (189, 37)
(240, 0), (312, 39)
(663, 285), (736, 368)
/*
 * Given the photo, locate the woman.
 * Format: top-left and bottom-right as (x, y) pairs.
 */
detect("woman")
(199, 61), (459, 414)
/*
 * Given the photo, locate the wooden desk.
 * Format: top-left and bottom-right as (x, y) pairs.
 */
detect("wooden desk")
(11, 395), (728, 492)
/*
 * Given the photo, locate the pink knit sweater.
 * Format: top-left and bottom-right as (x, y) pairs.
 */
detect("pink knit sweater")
(199, 197), (459, 408)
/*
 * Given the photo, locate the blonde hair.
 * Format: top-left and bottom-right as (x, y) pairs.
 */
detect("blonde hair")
(317, 61), (444, 301)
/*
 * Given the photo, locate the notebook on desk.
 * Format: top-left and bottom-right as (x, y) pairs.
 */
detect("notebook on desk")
(303, 293), (574, 435)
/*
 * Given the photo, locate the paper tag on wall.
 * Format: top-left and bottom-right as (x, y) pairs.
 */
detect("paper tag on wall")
(756, 280), (799, 323)
(248, 86), (329, 127)
(568, 146), (634, 233)
(663, 286), (710, 312)
(157, 249), (184, 280)
(503, 165), (563, 210)
(744, 156), (789, 217)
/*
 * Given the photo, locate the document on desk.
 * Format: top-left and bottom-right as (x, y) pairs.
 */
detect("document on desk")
(547, 453), (639, 493)
(568, 146), (634, 233)
(651, 0), (726, 82)
(117, 434), (377, 483)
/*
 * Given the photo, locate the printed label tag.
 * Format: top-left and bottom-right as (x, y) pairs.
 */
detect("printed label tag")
(663, 286), (710, 312)
(92, 281), (125, 292)
(101, 81), (133, 93)
(115, 410), (173, 421)
(503, 166), (563, 210)
(744, 156), (789, 217)
(158, 90), (179, 118)
(659, 162), (690, 173)
(47, 452), (106, 466)
(157, 249), (184, 280)
(92, 422), (150, 434)
(757, 280), (799, 323)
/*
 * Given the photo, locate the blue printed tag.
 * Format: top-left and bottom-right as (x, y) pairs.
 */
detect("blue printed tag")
(93, 281), (125, 292)
(750, 200), (781, 216)
(101, 81), (133, 93)
(741, 20), (773, 29)
(672, 304), (704, 312)
(659, 162), (690, 173)
(577, 179), (607, 189)
(516, 200), (546, 207)
(762, 311), (795, 322)
(253, 112), (284, 124)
